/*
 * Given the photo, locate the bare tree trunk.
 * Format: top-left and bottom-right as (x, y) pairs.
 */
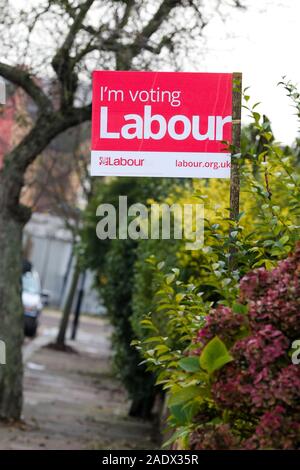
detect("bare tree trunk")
(0, 109), (90, 416)
(56, 263), (80, 348)
(0, 203), (24, 420)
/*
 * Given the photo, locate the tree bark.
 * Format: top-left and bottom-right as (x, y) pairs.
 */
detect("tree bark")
(0, 198), (25, 420)
(0, 109), (90, 419)
(56, 262), (80, 348)
(229, 72), (242, 271)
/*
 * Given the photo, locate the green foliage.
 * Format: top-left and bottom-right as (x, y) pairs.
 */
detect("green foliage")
(134, 81), (300, 445)
(81, 81), (300, 431)
(131, 238), (180, 340)
(99, 238), (155, 405)
(81, 176), (185, 415)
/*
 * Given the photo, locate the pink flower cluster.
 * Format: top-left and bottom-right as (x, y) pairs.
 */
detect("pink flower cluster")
(212, 324), (290, 413)
(240, 244), (300, 338)
(244, 405), (300, 450)
(190, 424), (238, 450)
(196, 305), (248, 347)
(192, 243), (300, 449)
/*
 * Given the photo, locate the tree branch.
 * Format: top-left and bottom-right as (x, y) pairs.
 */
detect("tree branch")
(118, 0), (135, 29)
(2, 101), (91, 220)
(0, 62), (52, 113)
(51, 0), (95, 107)
(116, 0), (183, 68)
(131, 0), (182, 54)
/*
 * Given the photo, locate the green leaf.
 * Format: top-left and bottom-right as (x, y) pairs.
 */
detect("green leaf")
(230, 231), (238, 238)
(175, 293), (185, 303)
(169, 402), (198, 426)
(159, 354), (174, 361)
(265, 259), (275, 270)
(253, 111), (261, 121)
(279, 235), (289, 245)
(140, 320), (158, 332)
(200, 336), (233, 375)
(162, 427), (190, 448)
(232, 302), (248, 315)
(157, 261), (165, 270)
(143, 336), (163, 344)
(252, 101), (261, 109)
(166, 273), (176, 285)
(156, 303), (173, 312)
(155, 345), (170, 355)
(168, 386), (199, 407)
(178, 356), (201, 372)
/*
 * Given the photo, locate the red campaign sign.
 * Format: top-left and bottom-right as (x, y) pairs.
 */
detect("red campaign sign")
(91, 71), (233, 178)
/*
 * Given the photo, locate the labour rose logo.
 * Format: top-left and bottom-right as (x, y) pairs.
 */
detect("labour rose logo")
(99, 156), (110, 166)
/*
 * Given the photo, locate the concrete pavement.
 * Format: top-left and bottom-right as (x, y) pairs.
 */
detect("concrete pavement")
(0, 310), (157, 450)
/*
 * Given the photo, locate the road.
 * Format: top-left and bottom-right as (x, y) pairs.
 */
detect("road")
(0, 310), (157, 450)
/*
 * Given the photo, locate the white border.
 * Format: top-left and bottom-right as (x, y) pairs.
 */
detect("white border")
(91, 150), (231, 178)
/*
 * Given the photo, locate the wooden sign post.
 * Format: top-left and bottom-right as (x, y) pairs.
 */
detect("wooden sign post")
(229, 72), (242, 269)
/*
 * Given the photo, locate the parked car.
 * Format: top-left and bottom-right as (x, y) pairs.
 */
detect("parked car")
(22, 269), (43, 337)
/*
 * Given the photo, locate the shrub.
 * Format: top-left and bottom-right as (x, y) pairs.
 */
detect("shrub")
(191, 243), (300, 449)
(136, 85), (300, 447)
(81, 176), (185, 417)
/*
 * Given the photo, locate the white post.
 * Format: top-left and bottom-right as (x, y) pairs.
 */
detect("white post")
(0, 77), (6, 105)
(0, 340), (6, 365)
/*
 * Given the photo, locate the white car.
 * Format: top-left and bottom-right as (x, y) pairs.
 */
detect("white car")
(22, 270), (43, 337)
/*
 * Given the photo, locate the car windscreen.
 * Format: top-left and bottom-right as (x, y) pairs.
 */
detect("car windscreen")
(22, 272), (40, 295)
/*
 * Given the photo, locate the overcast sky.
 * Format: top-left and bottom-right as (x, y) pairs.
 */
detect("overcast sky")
(199, 0), (300, 144)
(11, 0), (300, 144)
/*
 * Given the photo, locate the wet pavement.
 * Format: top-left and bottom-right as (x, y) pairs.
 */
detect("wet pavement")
(0, 310), (157, 450)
